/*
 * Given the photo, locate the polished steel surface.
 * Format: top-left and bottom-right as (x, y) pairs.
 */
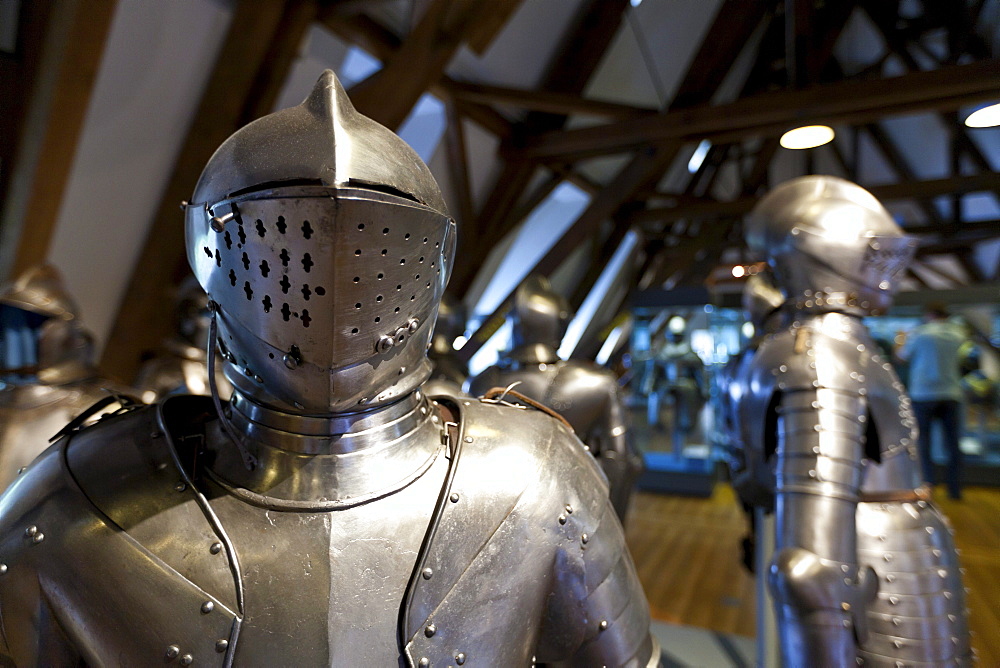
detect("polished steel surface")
(133, 342), (231, 401)
(134, 277), (232, 401)
(738, 177), (971, 666)
(185, 71), (456, 414)
(427, 293), (468, 389)
(742, 270), (785, 334)
(468, 272), (642, 521)
(0, 381), (120, 492)
(0, 392), (657, 665)
(745, 176), (917, 316)
(185, 69), (449, 218)
(508, 275), (570, 364)
(0, 264), (79, 320)
(0, 71), (654, 666)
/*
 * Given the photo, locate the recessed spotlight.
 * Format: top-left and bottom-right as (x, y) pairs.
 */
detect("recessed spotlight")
(780, 125), (835, 149)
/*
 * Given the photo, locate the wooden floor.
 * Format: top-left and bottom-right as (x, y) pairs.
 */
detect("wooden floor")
(625, 484), (1000, 665)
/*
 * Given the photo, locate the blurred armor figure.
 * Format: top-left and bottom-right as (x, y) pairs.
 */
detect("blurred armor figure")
(739, 176), (970, 666)
(0, 265), (131, 492)
(423, 292), (468, 396)
(651, 319), (707, 455)
(0, 72), (657, 666)
(133, 275), (232, 401)
(467, 275), (644, 521)
(721, 270), (785, 511)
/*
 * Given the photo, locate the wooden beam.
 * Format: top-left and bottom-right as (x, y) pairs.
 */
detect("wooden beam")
(633, 172), (1000, 225)
(863, 121), (945, 225)
(0, 0), (54, 278)
(347, 0), (495, 130)
(903, 218), (1000, 235)
(445, 81), (655, 119)
(3, 0), (117, 278)
(464, 0), (525, 55)
(457, 144), (679, 362)
(568, 212), (635, 310)
(449, 0), (632, 296)
(100, 0), (311, 383)
(442, 98), (474, 228)
(515, 59), (1000, 162)
(916, 227), (1000, 254)
(317, 9), (516, 140)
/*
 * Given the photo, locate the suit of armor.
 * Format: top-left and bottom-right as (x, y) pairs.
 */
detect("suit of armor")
(0, 72), (657, 666)
(721, 271), (785, 511)
(423, 293), (468, 397)
(0, 265), (131, 493)
(739, 176), (970, 666)
(467, 276), (643, 521)
(133, 276), (232, 401)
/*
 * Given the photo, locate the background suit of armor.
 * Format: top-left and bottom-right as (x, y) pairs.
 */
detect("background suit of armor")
(424, 293), (469, 396)
(739, 176), (970, 666)
(0, 265), (131, 492)
(133, 276), (232, 402)
(722, 271), (785, 510)
(0, 71), (657, 666)
(468, 276), (643, 520)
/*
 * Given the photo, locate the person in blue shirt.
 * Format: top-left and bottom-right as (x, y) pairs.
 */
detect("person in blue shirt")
(898, 301), (969, 499)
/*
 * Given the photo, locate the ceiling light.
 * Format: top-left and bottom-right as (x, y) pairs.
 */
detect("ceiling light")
(731, 265), (746, 278)
(965, 102), (1000, 128)
(630, 0), (643, 6)
(780, 125), (835, 150)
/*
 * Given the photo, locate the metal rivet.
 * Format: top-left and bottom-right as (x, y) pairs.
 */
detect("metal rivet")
(151, 431), (162, 439)
(0, 564), (6, 575)
(418, 658), (430, 667)
(582, 533), (589, 544)
(464, 436), (473, 443)
(455, 652), (466, 665)
(24, 526), (36, 537)
(449, 493), (460, 503)
(180, 654), (193, 666)
(377, 335), (395, 353)
(283, 353), (298, 369)
(558, 514), (567, 525)
(893, 640), (902, 649)
(422, 567), (433, 580)
(425, 624), (436, 637)
(889, 596), (898, 605)
(32, 533), (44, 544)
(175, 482), (187, 492)
(565, 504), (574, 514)
(892, 617), (900, 626)
(841, 602), (850, 611)
(599, 619), (608, 631)
(210, 542), (223, 555)
(215, 639), (228, 653)
(17, 467), (26, 475)
(201, 601), (214, 614)
(408, 318), (420, 334)
(166, 645), (180, 659)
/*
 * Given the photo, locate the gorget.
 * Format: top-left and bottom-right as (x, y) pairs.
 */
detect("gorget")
(206, 389), (445, 510)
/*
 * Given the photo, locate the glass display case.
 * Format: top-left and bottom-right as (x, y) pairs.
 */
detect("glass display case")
(625, 295), (1000, 494)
